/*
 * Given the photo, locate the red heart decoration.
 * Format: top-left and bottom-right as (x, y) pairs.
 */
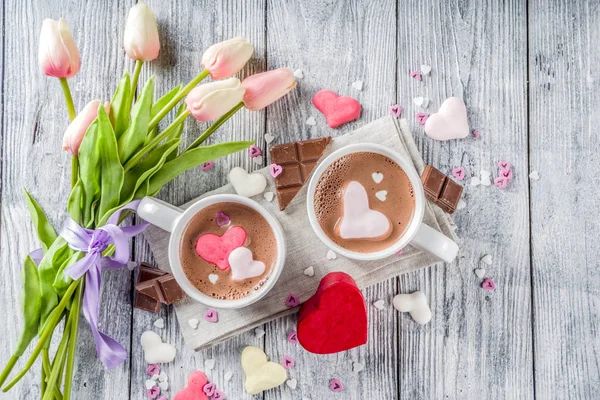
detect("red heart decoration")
(312, 90), (361, 128)
(297, 272), (367, 354)
(174, 370), (209, 400)
(195, 226), (247, 270)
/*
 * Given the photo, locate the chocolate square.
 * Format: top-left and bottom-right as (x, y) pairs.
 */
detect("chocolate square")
(420, 165), (463, 214)
(157, 275), (187, 304)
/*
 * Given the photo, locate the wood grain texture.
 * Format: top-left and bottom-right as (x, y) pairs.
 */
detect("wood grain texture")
(396, 1), (533, 399)
(529, 0), (600, 398)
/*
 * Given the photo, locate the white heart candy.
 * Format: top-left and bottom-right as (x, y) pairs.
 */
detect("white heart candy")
(457, 199), (466, 210)
(255, 327), (265, 338)
(205, 358), (215, 370)
(352, 80), (363, 91)
(474, 268), (485, 279)
(303, 266), (315, 277)
(264, 134), (275, 144)
(153, 318), (164, 329)
(424, 97), (469, 141)
(141, 331), (176, 364)
(252, 155), (263, 165)
(188, 318), (199, 329)
(352, 361), (364, 372)
(305, 116), (316, 126)
(375, 190), (387, 201)
(229, 247), (266, 280)
(224, 370), (234, 382)
(421, 64), (432, 75)
(337, 181), (391, 240)
(229, 167), (267, 197)
(393, 291), (432, 325)
(158, 372), (167, 382)
(145, 380), (156, 390)
(294, 69), (304, 79)
(208, 274), (218, 284)
(326, 249), (337, 260)
(286, 379), (298, 389)
(529, 170), (540, 180)
(372, 172), (384, 184)
(158, 381), (169, 391)
(470, 177), (481, 186)
(263, 191), (274, 202)
(413, 96), (429, 108)
(481, 254), (493, 265)
(373, 300), (385, 310)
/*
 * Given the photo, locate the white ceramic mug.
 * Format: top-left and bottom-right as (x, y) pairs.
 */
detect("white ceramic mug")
(137, 194), (287, 309)
(306, 143), (458, 262)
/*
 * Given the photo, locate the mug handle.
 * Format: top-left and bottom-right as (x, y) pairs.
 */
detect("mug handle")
(138, 197), (183, 233)
(410, 223), (459, 263)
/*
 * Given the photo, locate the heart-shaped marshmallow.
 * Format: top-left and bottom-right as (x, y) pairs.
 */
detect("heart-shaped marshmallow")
(375, 190), (387, 201)
(229, 167), (267, 197)
(173, 370), (209, 400)
(393, 291), (432, 325)
(313, 89), (361, 128)
(195, 226), (247, 270)
(372, 172), (384, 183)
(424, 97), (469, 141)
(241, 346), (288, 395)
(228, 247), (266, 280)
(141, 331), (176, 364)
(336, 181), (391, 240)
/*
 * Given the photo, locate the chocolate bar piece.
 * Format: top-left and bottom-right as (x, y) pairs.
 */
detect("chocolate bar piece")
(157, 275), (186, 304)
(269, 137), (332, 210)
(134, 291), (161, 313)
(133, 263), (185, 312)
(421, 165), (463, 214)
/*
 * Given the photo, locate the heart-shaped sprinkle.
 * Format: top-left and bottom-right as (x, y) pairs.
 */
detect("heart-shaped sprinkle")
(500, 169), (513, 180)
(329, 378), (344, 392)
(264, 134), (275, 144)
(337, 181), (391, 239)
(286, 379), (297, 390)
(352, 80), (363, 91)
(470, 177), (481, 186)
(396, 249), (404, 255)
(158, 381), (168, 391)
(457, 199), (466, 210)
(410, 71), (422, 81)
(147, 386), (160, 399)
(203, 382), (216, 396)
(158, 372), (167, 382)
(482, 278), (496, 291)
(204, 309), (218, 323)
(294, 69), (304, 79)
(269, 164), (283, 178)
(263, 191), (274, 202)
(353, 361), (364, 372)
(413, 96), (429, 108)
(202, 161), (214, 171)
(473, 129), (480, 138)
(254, 327), (265, 339)
(474, 268), (485, 279)
(224, 371), (233, 382)
(390, 104), (402, 118)
(204, 359), (216, 370)
(529, 170), (540, 180)
(327, 250), (337, 260)
(145, 379), (157, 390)
(188, 318), (199, 329)
(248, 145), (263, 158)
(373, 300), (385, 310)
(452, 167), (465, 181)
(287, 331), (299, 344)
(285, 293), (299, 307)
(481, 254), (493, 265)
(281, 355), (295, 369)
(313, 89), (362, 128)
(305, 116), (317, 126)
(154, 318), (164, 329)
(141, 331), (176, 364)
(146, 364), (159, 376)
(494, 176), (509, 189)
(375, 190), (387, 201)
(393, 291), (432, 325)
(229, 247), (266, 281)
(212, 390), (225, 400)
(416, 112), (429, 125)
(421, 64), (432, 75)
(372, 172), (384, 183)
(215, 211), (230, 227)
(425, 97), (469, 140)
(157, 397), (168, 400)
(303, 266), (315, 277)
(195, 226), (247, 270)
(208, 274), (218, 284)
(480, 170), (492, 186)
(151, 374), (159, 380)
(229, 167), (267, 197)
(497, 161), (511, 172)
(253, 155), (263, 165)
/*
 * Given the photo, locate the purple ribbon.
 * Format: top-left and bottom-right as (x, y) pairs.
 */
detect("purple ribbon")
(62, 201), (148, 368)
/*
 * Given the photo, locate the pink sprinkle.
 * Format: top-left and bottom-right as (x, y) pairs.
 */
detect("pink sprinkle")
(395, 249), (404, 255)
(494, 176), (509, 189)
(248, 145), (263, 158)
(416, 112), (429, 125)
(390, 104), (402, 118)
(451, 167), (465, 181)
(497, 161), (511, 172)
(203, 382), (216, 396)
(146, 364), (159, 376)
(482, 278), (496, 291)
(204, 309), (218, 323)
(202, 161), (214, 171)
(157, 397), (168, 400)
(500, 169), (513, 180)
(285, 293), (299, 307)
(410, 71), (422, 81)
(473, 129), (480, 138)
(212, 389), (225, 400)
(282, 355), (295, 369)
(147, 386), (160, 399)
(287, 331), (299, 344)
(270, 163), (283, 178)
(329, 378), (344, 392)
(215, 211), (230, 227)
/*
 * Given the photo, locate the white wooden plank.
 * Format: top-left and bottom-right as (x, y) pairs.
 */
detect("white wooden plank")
(396, 1), (533, 399)
(529, 0), (600, 398)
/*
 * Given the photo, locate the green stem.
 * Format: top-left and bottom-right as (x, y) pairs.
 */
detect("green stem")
(41, 362), (46, 396)
(130, 60), (143, 100)
(148, 69), (209, 131)
(1, 280), (79, 392)
(42, 317), (71, 400)
(186, 101), (244, 151)
(63, 280), (83, 400)
(71, 157), (78, 188)
(0, 356), (18, 388)
(123, 110), (190, 172)
(59, 78), (77, 122)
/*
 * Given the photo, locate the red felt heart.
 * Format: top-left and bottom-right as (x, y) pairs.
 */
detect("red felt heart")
(297, 272), (367, 354)
(195, 226), (247, 270)
(312, 90), (361, 128)
(174, 370), (209, 400)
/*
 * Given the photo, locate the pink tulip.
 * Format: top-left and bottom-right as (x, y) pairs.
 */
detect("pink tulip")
(62, 100), (110, 155)
(185, 78), (245, 122)
(38, 18), (81, 78)
(123, 2), (160, 62)
(201, 37), (254, 80)
(241, 68), (296, 111)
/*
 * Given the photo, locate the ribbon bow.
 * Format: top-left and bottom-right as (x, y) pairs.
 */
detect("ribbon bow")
(62, 201), (148, 368)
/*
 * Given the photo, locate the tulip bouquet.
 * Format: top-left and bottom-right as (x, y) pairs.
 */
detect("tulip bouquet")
(0, 3), (295, 399)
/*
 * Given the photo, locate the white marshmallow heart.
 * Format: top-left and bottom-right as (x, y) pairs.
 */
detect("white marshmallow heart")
(337, 181), (391, 240)
(375, 190), (387, 201)
(372, 172), (384, 183)
(229, 167), (267, 197)
(208, 274), (218, 284)
(424, 97), (469, 141)
(229, 247), (266, 280)
(242, 346), (287, 395)
(393, 291), (432, 325)
(141, 331), (176, 364)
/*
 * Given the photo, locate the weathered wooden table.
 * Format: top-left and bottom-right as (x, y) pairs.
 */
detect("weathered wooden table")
(1, 0), (598, 399)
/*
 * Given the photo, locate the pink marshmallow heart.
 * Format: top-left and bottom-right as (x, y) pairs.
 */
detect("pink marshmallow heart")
(174, 370), (209, 400)
(329, 378), (344, 392)
(415, 112), (429, 125)
(452, 167), (465, 181)
(203, 382), (216, 397)
(285, 293), (299, 307)
(390, 104), (402, 118)
(202, 161), (214, 171)
(482, 278), (496, 291)
(195, 226), (247, 270)
(212, 390), (225, 400)
(497, 161), (511, 172)
(313, 89), (361, 128)
(287, 331), (299, 344)
(282, 355), (295, 369)
(410, 71), (422, 81)
(147, 386), (160, 399)
(424, 97), (470, 141)
(146, 364), (159, 376)
(215, 211), (230, 227)
(494, 176), (509, 189)
(270, 163), (283, 178)
(204, 309), (218, 323)
(248, 145), (263, 158)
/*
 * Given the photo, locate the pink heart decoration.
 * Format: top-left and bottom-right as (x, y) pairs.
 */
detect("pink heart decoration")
(282, 355), (295, 369)
(424, 97), (469, 141)
(201, 161), (214, 171)
(157, 397), (169, 400)
(313, 89), (361, 128)
(500, 169), (513, 180)
(248, 145), (262, 158)
(494, 176), (509, 189)
(212, 390), (225, 400)
(203, 382), (216, 397)
(285, 293), (299, 307)
(395, 249), (404, 255)
(410, 71), (422, 81)
(204, 309), (219, 323)
(497, 161), (511, 172)
(147, 386), (161, 399)
(215, 212), (230, 227)
(329, 378), (344, 392)
(473, 129), (480, 138)
(390, 104), (402, 118)
(451, 167), (465, 181)
(146, 364), (159, 376)
(195, 226), (247, 270)
(270, 163), (283, 178)
(482, 278), (496, 291)
(416, 113), (429, 125)
(174, 370), (209, 400)
(287, 331), (299, 344)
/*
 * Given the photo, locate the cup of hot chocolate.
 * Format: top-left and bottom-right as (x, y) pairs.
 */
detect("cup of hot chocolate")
(306, 143), (458, 262)
(137, 194), (286, 309)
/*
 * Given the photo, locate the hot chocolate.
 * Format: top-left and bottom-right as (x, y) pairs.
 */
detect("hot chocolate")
(180, 202), (277, 300)
(314, 151), (415, 253)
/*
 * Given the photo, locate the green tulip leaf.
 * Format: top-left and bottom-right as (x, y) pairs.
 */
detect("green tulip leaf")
(37, 237), (69, 330)
(15, 255), (42, 356)
(118, 77), (154, 163)
(23, 189), (57, 253)
(110, 72), (131, 139)
(151, 84), (182, 120)
(52, 250), (82, 297)
(66, 180), (83, 225)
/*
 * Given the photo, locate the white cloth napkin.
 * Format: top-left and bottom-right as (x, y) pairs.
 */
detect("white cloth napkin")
(143, 116), (457, 351)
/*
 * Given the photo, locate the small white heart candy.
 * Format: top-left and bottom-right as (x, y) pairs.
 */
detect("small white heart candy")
(474, 268), (485, 279)
(421, 64), (432, 75)
(153, 318), (164, 329)
(294, 69), (304, 79)
(480, 169), (491, 178)
(264, 134), (275, 144)
(229, 167), (267, 197)
(326, 249), (337, 260)
(372, 172), (384, 183)
(229, 247), (266, 280)
(470, 177), (481, 187)
(457, 199), (466, 210)
(375, 190), (388, 201)
(224, 370), (234, 382)
(373, 300), (385, 310)
(253, 155), (263, 165)
(205, 358), (215, 370)
(529, 170), (540, 180)
(145, 380), (156, 390)
(141, 331), (176, 364)
(188, 318), (199, 329)
(424, 97), (469, 141)
(480, 176), (491, 186)
(254, 327), (265, 339)
(208, 274), (219, 284)
(303, 266), (315, 277)
(158, 381), (169, 391)
(151, 374), (159, 381)
(413, 97), (429, 108)
(352, 361), (364, 372)
(305, 116), (316, 126)
(481, 254), (493, 265)
(263, 191), (274, 202)
(392, 291), (432, 325)
(352, 80), (363, 91)
(158, 371), (167, 382)
(286, 379), (298, 389)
